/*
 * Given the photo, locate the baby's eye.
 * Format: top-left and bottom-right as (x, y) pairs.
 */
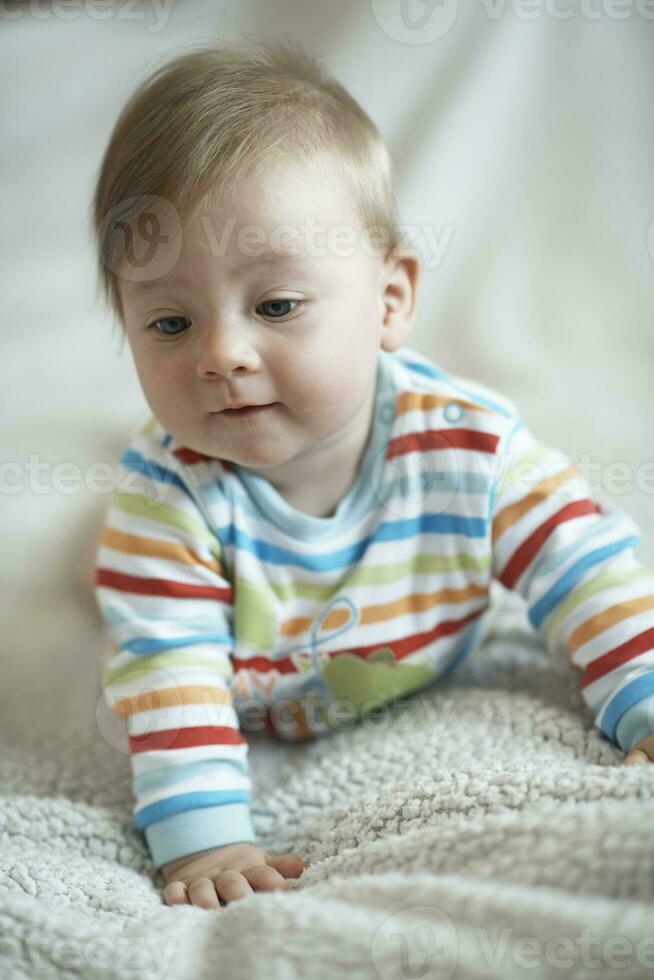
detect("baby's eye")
(257, 299), (301, 319)
(148, 316), (189, 336)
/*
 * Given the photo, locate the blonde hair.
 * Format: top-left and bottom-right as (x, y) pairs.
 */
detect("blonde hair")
(90, 39), (406, 324)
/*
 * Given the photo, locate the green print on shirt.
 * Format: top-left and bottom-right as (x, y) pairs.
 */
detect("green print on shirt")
(234, 589), (434, 716)
(321, 647), (434, 713)
(234, 577), (278, 649)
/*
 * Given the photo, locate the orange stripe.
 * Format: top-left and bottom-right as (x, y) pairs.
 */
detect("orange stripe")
(112, 684), (232, 720)
(101, 526), (224, 576)
(492, 465), (579, 545)
(567, 594), (654, 663)
(233, 604), (486, 674)
(281, 583), (489, 637)
(395, 391), (494, 417)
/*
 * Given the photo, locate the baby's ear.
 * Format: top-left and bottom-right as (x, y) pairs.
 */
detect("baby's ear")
(379, 246), (422, 351)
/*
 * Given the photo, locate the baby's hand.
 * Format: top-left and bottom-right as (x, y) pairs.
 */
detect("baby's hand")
(160, 842), (309, 911)
(623, 734), (654, 766)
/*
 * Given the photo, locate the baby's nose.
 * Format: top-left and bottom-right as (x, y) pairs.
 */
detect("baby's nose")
(196, 327), (259, 378)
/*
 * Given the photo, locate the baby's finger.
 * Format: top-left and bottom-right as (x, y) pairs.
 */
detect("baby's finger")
(624, 749), (650, 765)
(265, 852), (310, 878)
(187, 876), (222, 911)
(242, 863), (292, 892)
(213, 869), (254, 905)
(162, 880), (190, 906)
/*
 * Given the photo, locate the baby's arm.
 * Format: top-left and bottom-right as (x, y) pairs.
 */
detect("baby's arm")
(94, 424), (277, 893)
(489, 413), (654, 761)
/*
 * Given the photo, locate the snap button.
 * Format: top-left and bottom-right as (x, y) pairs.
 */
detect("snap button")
(443, 400), (463, 423)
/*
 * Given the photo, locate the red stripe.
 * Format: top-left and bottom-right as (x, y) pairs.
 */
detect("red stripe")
(129, 724), (245, 753)
(173, 447), (214, 464)
(388, 428), (499, 459)
(499, 499), (602, 589)
(173, 447), (234, 469)
(96, 568), (232, 602)
(581, 625), (654, 687)
(232, 605), (485, 674)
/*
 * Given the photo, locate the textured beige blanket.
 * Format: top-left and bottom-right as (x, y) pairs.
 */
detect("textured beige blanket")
(1, 584), (653, 979)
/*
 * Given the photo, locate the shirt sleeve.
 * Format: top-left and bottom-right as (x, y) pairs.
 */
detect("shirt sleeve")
(94, 424), (257, 869)
(489, 414), (654, 754)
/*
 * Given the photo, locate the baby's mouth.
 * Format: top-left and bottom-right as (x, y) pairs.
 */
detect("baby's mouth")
(216, 403), (277, 418)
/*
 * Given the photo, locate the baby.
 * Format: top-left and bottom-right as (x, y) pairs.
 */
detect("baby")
(91, 40), (654, 912)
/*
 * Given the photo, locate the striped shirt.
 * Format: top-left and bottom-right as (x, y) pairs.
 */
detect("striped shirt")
(95, 344), (654, 868)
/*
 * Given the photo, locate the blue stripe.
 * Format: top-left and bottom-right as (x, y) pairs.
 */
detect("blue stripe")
(135, 789), (251, 829)
(134, 758), (248, 796)
(218, 513), (488, 572)
(102, 605), (229, 630)
(121, 633), (231, 654)
(529, 536), (641, 630)
(377, 514), (488, 540)
(199, 468), (494, 513)
(614, 694), (654, 753)
(399, 356), (449, 381)
(600, 673), (654, 742)
(400, 358), (514, 418)
(393, 468), (492, 497)
(524, 511), (624, 592)
(119, 448), (193, 500)
(439, 609), (487, 678)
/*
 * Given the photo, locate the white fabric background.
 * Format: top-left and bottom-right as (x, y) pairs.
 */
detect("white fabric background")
(1, 6), (654, 971)
(2, 1), (653, 616)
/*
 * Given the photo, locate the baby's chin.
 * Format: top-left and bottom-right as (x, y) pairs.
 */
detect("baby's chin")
(161, 415), (294, 470)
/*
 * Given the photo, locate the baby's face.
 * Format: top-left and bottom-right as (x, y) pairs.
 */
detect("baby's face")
(119, 159), (394, 473)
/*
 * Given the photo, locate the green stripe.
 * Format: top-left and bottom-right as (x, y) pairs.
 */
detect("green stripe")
(263, 551), (491, 602)
(111, 490), (219, 557)
(139, 415), (157, 436)
(544, 559), (654, 642)
(102, 650), (233, 688)
(497, 439), (554, 497)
